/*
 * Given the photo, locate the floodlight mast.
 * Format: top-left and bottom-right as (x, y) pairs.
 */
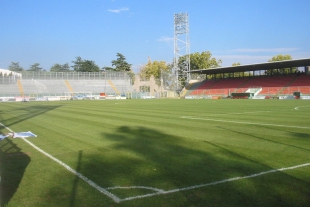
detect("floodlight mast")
(173, 12), (190, 92)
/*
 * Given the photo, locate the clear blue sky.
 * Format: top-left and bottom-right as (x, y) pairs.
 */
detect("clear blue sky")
(1, 0), (310, 73)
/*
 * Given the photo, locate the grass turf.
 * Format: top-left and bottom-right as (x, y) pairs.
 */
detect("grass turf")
(0, 99), (309, 207)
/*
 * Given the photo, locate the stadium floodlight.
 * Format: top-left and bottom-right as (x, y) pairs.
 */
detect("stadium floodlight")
(173, 12), (190, 92)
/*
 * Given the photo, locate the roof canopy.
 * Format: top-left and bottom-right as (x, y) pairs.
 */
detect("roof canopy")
(0, 68), (22, 77)
(189, 58), (310, 75)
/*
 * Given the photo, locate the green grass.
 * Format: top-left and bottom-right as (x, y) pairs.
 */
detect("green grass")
(0, 99), (310, 207)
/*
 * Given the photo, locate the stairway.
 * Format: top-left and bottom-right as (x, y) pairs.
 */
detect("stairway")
(17, 80), (24, 96)
(64, 80), (74, 92)
(108, 80), (120, 95)
(180, 83), (194, 97)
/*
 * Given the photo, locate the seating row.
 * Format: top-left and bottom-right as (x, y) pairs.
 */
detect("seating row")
(188, 75), (310, 96)
(0, 79), (132, 96)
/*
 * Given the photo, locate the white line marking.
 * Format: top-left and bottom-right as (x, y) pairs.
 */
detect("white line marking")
(107, 186), (165, 193)
(295, 105), (310, 110)
(1, 122), (310, 203)
(0, 122), (121, 203)
(21, 138), (121, 202)
(181, 116), (310, 129)
(118, 162), (310, 202)
(204, 111), (271, 117)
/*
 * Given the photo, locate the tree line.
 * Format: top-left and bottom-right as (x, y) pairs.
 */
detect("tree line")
(7, 51), (293, 82)
(8, 53), (132, 73)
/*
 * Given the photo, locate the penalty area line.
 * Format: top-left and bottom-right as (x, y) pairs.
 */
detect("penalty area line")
(119, 162), (310, 202)
(181, 116), (310, 130)
(0, 122), (121, 203)
(204, 111), (272, 117)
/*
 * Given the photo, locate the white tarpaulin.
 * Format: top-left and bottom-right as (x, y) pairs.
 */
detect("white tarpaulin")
(0, 131), (37, 140)
(0, 134), (8, 140)
(10, 131), (37, 138)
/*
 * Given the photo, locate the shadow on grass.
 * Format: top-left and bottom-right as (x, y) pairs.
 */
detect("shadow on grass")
(218, 125), (310, 152)
(0, 104), (62, 207)
(96, 125), (233, 187)
(289, 131), (310, 140)
(1, 104), (63, 129)
(72, 125), (310, 206)
(0, 138), (30, 207)
(78, 127), (262, 202)
(69, 150), (82, 207)
(22, 123), (309, 206)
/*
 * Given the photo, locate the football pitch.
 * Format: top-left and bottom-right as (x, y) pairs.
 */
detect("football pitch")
(0, 99), (310, 207)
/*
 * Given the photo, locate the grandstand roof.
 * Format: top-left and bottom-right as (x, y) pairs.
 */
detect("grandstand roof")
(0, 68), (22, 77)
(189, 58), (310, 75)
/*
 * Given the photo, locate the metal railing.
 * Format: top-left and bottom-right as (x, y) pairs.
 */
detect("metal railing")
(20, 71), (130, 80)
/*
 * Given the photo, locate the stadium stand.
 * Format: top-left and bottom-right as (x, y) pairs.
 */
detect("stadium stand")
(188, 78), (247, 96)
(241, 75), (296, 95)
(187, 74), (310, 97)
(189, 80), (217, 95)
(288, 74), (310, 86)
(281, 74), (310, 95)
(0, 71), (132, 99)
(185, 58), (310, 98)
(206, 78), (247, 95)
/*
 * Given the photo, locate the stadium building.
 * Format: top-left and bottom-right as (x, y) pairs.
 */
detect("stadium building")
(1, 58), (310, 101)
(184, 58), (310, 100)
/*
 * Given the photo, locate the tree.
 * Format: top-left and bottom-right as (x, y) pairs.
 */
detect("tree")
(80, 60), (100, 72)
(268, 54), (294, 75)
(71, 56), (83, 71)
(180, 51), (222, 70)
(50, 63), (62, 72)
(232, 62), (241, 66)
(50, 63), (71, 72)
(8, 62), (24, 72)
(111, 53), (131, 71)
(231, 62), (246, 77)
(139, 59), (171, 85)
(178, 51), (222, 81)
(71, 57), (100, 72)
(102, 66), (115, 71)
(62, 63), (70, 71)
(139, 59), (170, 80)
(268, 54), (292, 62)
(28, 63), (43, 71)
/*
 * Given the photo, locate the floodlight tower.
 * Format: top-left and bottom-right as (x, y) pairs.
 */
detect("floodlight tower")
(173, 12), (190, 91)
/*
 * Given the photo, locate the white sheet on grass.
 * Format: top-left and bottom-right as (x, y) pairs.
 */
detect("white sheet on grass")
(0, 134), (8, 140)
(10, 131), (37, 138)
(0, 131), (37, 140)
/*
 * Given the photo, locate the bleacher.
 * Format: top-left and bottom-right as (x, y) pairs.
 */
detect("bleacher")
(186, 74), (310, 97)
(189, 80), (217, 95)
(206, 78), (247, 95)
(240, 76), (295, 95)
(0, 71), (132, 97)
(288, 75), (310, 86)
(281, 75), (310, 95)
(0, 83), (21, 95)
(189, 79), (247, 96)
(67, 79), (130, 94)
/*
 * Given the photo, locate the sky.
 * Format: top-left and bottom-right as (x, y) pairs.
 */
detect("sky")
(1, 0), (310, 73)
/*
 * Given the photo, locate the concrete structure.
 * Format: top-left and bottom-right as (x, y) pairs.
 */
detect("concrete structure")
(0, 69), (22, 78)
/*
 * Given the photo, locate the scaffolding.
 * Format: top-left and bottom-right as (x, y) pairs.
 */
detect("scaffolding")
(173, 12), (190, 92)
